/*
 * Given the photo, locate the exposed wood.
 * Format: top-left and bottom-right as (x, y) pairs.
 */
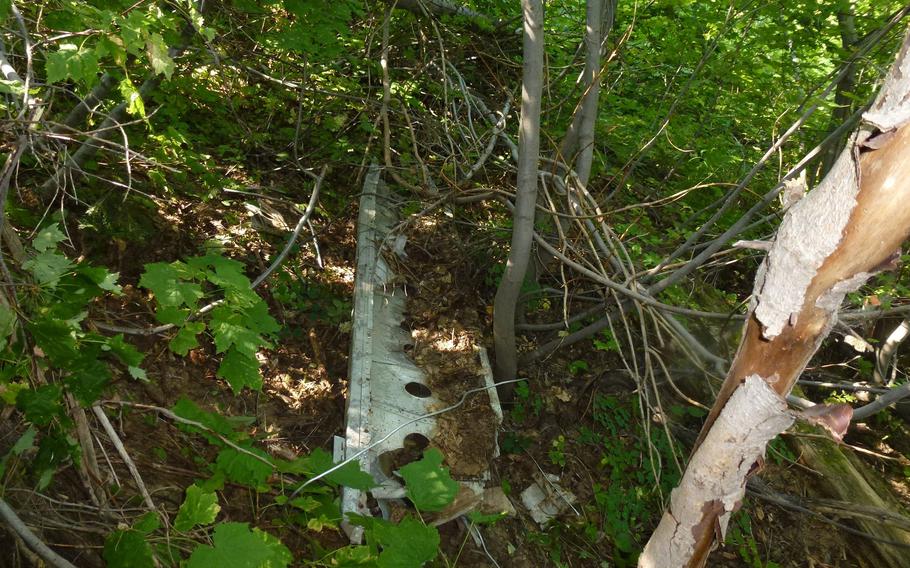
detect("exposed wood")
(640, 30), (910, 568)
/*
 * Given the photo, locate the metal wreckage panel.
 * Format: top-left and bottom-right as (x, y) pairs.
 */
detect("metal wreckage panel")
(338, 166), (501, 542)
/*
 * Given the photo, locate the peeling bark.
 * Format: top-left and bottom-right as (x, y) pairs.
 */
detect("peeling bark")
(641, 29), (910, 568)
(640, 376), (793, 567)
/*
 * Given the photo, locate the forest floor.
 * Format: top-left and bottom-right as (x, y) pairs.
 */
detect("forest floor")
(4, 178), (910, 568)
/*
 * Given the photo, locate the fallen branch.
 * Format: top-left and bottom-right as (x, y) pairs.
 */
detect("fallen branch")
(0, 498), (77, 568)
(91, 405), (156, 511)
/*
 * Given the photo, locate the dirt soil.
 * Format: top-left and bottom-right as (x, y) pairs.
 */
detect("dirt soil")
(400, 212), (499, 479)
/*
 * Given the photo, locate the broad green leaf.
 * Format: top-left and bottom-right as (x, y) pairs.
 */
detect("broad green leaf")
(78, 265), (122, 293)
(374, 517), (439, 568)
(119, 10), (150, 55)
(170, 321), (206, 355)
(128, 366), (148, 381)
(66, 363), (111, 405)
(23, 251), (75, 289)
(215, 446), (273, 488)
(133, 511), (161, 534)
(104, 530), (154, 568)
(146, 33), (175, 79)
(175, 484), (220, 531)
(0, 381), (27, 405)
(210, 306), (262, 355)
(28, 318), (78, 365)
(119, 76), (145, 117)
(34, 431), (77, 489)
(399, 449), (458, 512)
(45, 44), (77, 83)
(186, 522), (292, 568)
(11, 426), (36, 454)
(156, 306), (191, 326)
(16, 385), (63, 426)
(32, 225), (67, 252)
(217, 347), (262, 393)
(106, 334), (144, 367)
(172, 398), (239, 440)
(45, 43), (100, 85)
(243, 300), (280, 335)
(140, 262), (203, 308)
(467, 510), (508, 525)
(307, 448), (376, 490)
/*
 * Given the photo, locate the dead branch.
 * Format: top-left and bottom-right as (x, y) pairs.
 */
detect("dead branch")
(0, 498), (77, 568)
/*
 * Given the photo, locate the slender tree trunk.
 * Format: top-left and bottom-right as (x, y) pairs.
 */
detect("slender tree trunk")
(640, 30), (910, 568)
(493, 0), (544, 400)
(559, 0), (615, 185)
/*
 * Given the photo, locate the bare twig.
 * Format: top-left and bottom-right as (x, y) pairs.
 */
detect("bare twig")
(91, 405), (157, 511)
(0, 498), (78, 568)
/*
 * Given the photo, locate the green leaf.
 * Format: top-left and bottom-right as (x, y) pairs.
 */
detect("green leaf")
(201, 254), (250, 290)
(243, 299), (281, 335)
(140, 262), (203, 308)
(210, 306), (263, 355)
(156, 306), (191, 326)
(23, 251), (75, 289)
(45, 44), (75, 83)
(175, 484), (221, 531)
(128, 366), (148, 381)
(0, 303), (16, 350)
(146, 33), (175, 79)
(399, 449), (458, 512)
(467, 510), (508, 525)
(78, 265), (122, 293)
(306, 448), (376, 490)
(172, 398), (239, 440)
(119, 76), (145, 117)
(0, 426), (36, 478)
(170, 321), (206, 355)
(17, 385), (63, 426)
(0, 381), (27, 405)
(66, 362), (112, 405)
(106, 334), (144, 367)
(32, 225), (67, 252)
(104, 530), (155, 568)
(215, 446), (273, 488)
(45, 43), (100, 85)
(119, 10), (150, 55)
(217, 347), (262, 393)
(374, 517), (439, 568)
(186, 522), (292, 568)
(329, 545), (378, 566)
(28, 318), (78, 365)
(11, 426), (37, 454)
(133, 511), (161, 534)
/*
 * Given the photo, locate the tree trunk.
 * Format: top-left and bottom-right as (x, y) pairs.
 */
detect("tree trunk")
(559, 0), (615, 186)
(640, 29), (910, 568)
(493, 0), (544, 400)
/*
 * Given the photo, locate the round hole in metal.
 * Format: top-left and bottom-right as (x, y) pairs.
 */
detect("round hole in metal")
(405, 382), (432, 398)
(403, 433), (430, 452)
